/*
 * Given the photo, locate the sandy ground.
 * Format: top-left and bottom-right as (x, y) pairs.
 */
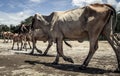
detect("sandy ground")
(0, 39), (120, 76)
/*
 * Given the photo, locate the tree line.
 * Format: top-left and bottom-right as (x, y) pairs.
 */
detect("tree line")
(0, 16), (33, 33)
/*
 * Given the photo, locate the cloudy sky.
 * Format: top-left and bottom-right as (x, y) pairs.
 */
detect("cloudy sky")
(0, 0), (120, 25)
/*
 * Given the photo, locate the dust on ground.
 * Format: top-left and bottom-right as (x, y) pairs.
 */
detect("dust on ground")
(0, 39), (119, 76)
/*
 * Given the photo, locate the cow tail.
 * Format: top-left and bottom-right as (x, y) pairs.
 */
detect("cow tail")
(63, 40), (72, 48)
(105, 4), (117, 33)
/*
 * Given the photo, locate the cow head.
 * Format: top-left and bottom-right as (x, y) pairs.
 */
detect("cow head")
(19, 24), (31, 34)
(31, 13), (49, 30)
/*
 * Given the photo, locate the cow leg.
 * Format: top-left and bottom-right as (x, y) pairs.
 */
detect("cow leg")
(112, 35), (120, 46)
(52, 52), (60, 65)
(17, 42), (19, 50)
(30, 38), (35, 55)
(102, 17), (120, 72)
(29, 42), (35, 55)
(35, 42), (42, 54)
(29, 43), (34, 55)
(24, 35), (27, 51)
(24, 42), (27, 51)
(43, 41), (53, 56)
(3, 36), (5, 43)
(11, 41), (15, 50)
(6, 37), (9, 43)
(95, 39), (99, 51)
(34, 40), (42, 54)
(22, 40), (25, 49)
(104, 33), (120, 72)
(20, 41), (23, 50)
(10, 38), (12, 43)
(80, 37), (98, 69)
(52, 39), (74, 64)
(28, 41), (32, 49)
(8, 37), (10, 42)
(5, 36), (8, 43)
(30, 39), (42, 55)
(52, 39), (63, 64)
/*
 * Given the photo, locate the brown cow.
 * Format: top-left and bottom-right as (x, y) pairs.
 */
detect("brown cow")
(18, 24), (32, 51)
(31, 3), (120, 72)
(11, 33), (24, 50)
(11, 33), (32, 51)
(21, 33), (32, 51)
(2, 31), (14, 43)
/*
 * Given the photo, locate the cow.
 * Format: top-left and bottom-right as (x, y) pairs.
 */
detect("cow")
(18, 24), (32, 51)
(11, 32), (32, 51)
(2, 32), (9, 43)
(1, 31), (14, 43)
(22, 32), (32, 51)
(31, 3), (120, 72)
(11, 33), (24, 50)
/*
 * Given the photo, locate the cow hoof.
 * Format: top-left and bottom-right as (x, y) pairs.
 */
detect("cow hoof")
(43, 53), (47, 56)
(64, 57), (74, 63)
(79, 65), (87, 70)
(29, 52), (34, 55)
(29, 53), (33, 55)
(37, 50), (42, 54)
(20, 48), (22, 50)
(29, 47), (32, 49)
(52, 61), (58, 65)
(43, 54), (47, 56)
(114, 68), (120, 73)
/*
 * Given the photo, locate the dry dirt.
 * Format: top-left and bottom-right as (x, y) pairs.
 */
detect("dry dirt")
(0, 39), (120, 76)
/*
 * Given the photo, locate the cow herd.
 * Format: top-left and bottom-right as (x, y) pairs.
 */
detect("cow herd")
(1, 3), (120, 72)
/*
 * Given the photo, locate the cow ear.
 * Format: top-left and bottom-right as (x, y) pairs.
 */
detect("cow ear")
(37, 15), (41, 20)
(37, 15), (48, 24)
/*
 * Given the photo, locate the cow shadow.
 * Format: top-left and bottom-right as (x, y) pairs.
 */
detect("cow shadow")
(9, 49), (56, 57)
(28, 54), (56, 57)
(24, 60), (114, 74)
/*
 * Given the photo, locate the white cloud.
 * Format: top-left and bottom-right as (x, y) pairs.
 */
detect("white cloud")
(72, 0), (120, 11)
(72, 0), (103, 7)
(0, 0), (41, 26)
(0, 10), (32, 25)
(116, 2), (120, 12)
(30, 0), (43, 3)
(107, 0), (117, 5)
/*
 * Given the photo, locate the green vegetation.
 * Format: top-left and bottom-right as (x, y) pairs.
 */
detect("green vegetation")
(21, 16), (33, 25)
(0, 16), (33, 33)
